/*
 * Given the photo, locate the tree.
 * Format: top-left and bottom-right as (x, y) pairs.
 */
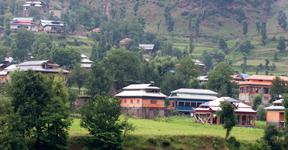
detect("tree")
(87, 62), (112, 96)
(261, 22), (268, 45)
(263, 125), (282, 150)
(219, 38), (229, 54)
(207, 63), (236, 97)
(80, 96), (124, 150)
(242, 20), (248, 35)
(51, 48), (81, 68)
(7, 71), (70, 149)
(252, 95), (262, 110)
(176, 57), (200, 87)
(271, 77), (288, 100)
(68, 64), (88, 94)
(241, 56), (248, 73)
(201, 51), (213, 70)
(104, 48), (141, 89)
(32, 33), (53, 59)
(161, 72), (185, 95)
(282, 94), (288, 144)
(277, 37), (286, 53)
(219, 101), (236, 140)
(256, 105), (266, 121)
(13, 29), (35, 61)
(278, 10), (287, 31)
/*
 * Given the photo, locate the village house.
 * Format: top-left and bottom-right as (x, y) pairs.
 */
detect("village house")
(115, 84), (168, 118)
(10, 17), (36, 31)
(80, 54), (93, 69)
(139, 44), (155, 54)
(23, 1), (48, 16)
(238, 75), (288, 105)
(0, 60), (69, 84)
(39, 20), (64, 33)
(168, 88), (218, 114)
(194, 97), (257, 127)
(266, 99), (285, 128)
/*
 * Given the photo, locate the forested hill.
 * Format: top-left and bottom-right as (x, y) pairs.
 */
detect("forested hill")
(61, 0), (285, 38)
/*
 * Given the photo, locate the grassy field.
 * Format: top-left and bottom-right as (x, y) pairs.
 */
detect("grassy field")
(69, 116), (264, 142)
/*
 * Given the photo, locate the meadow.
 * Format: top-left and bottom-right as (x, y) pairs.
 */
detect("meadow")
(69, 116), (264, 142)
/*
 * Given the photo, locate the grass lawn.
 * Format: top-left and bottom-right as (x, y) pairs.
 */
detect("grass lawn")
(69, 116), (264, 142)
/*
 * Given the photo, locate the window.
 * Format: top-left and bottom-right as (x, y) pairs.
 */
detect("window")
(137, 99), (140, 104)
(124, 100), (127, 103)
(178, 102), (185, 107)
(130, 99), (133, 104)
(151, 100), (157, 104)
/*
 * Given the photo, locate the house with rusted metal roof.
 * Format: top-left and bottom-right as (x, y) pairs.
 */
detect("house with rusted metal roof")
(239, 75), (288, 105)
(115, 84), (168, 118)
(194, 97), (256, 127)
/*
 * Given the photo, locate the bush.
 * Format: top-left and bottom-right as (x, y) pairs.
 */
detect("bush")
(226, 136), (240, 150)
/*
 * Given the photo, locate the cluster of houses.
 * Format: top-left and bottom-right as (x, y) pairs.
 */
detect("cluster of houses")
(115, 74), (288, 128)
(10, 1), (64, 34)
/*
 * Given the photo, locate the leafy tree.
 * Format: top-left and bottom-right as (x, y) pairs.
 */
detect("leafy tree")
(87, 62), (112, 96)
(263, 125), (282, 150)
(80, 96), (124, 150)
(32, 33), (53, 59)
(255, 20), (261, 33)
(252, 95), (262, 110)
(7, 71), (70, 149)
(161, 72), (185, 95)
(208, 63), (236, 97)
(237, 40), (254, 54)
(219, 101), (236, 140)
(13, 29), (35, 61)
(242, 20), (248, 35)
(51, 48), (81, 68)
(195, 15), (201, 35)
(282, 94), (288, 144)
(278, 10), (287, 31)
(68, 64), (88, 93)
(219, 38), (229, 54)
(164, 7), (174, 32)
(271, 77), (288, 100)
(201, 51), (213, 70)
(104, 48), (141, 89)
(0, 46), (8, 61)
(150, 56), (176, 78)
(261, 22), (268, 45)
(277, 37), (286, 53)
(256, 105), (266, 121)
(176, 57), (200, 87)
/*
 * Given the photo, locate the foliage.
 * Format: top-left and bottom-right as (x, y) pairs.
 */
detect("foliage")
(256, 105), (266, 121)
(270, 77), (288, 100)
(277, 37), (286, 53)
(176, 56), (200, 86)
(263, 125), (283, 150)
(226, 136), (240, 150)
(219, 101), (236, 140)
(87, 62), (112, 96)
(219, 39), (229, 54)
(80, 96), (124, 150)
(252, 95), (262, 110)
(68, 64), (88, 93)
(242, 20), (248, 35)
(278, 10), (287, 31)
(51, 47), (81, 68)
(164, 7), (174, 32)
(32, 33), (53, 59)
(161, 72), (185, 95)
(12, 29), (35, 61)
(208, 63), (236, 97)
(5, 71), (71, 149)
(150, 56), (176, 78)
(104, 48), (141, 90)
(237, 40), (254, 54)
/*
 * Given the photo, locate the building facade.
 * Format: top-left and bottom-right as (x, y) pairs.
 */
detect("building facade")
(239, 75), (288, 105)
(115, 84), (168, 118)
(194, 97), (256, 127)
(0, 60), (69, 84)
(168, 88), (218, 114)
(266, 99), (285, 128)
